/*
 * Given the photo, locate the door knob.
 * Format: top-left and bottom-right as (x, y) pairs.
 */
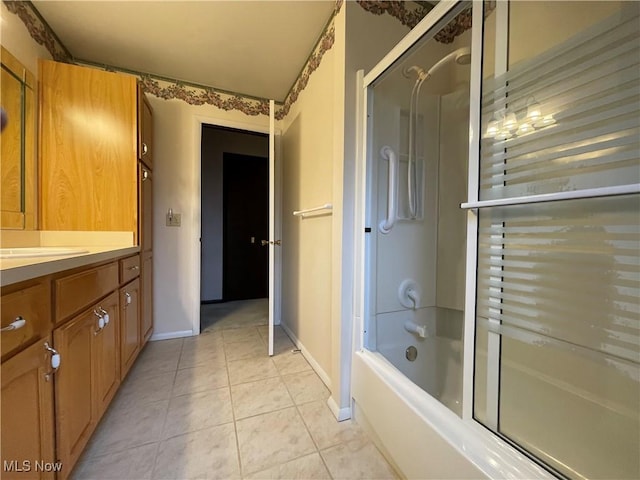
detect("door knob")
(261, 240), (282, 246)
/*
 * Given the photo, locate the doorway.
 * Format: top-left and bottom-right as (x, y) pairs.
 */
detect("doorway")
(200, 125), (269, 330)
(222, 152), (269, 300)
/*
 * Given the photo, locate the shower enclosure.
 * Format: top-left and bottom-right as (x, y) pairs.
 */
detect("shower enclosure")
(362, 4), (472, 417)
(353, 1), (639, 479)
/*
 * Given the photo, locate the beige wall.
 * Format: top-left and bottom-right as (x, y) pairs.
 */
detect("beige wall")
(279, 2), (411, 412)
(148, 96), (269, 338)
(279, 40), (336, 383)
(0, 2), (52, 74)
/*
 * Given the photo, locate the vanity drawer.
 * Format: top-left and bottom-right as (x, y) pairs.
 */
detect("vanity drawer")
(120, 254), (140, 284)
(55, 262), (119, 322)
(1, 280), (51, 360)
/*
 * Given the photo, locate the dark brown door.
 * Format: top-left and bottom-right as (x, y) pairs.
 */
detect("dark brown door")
(223, 153), (269, 301)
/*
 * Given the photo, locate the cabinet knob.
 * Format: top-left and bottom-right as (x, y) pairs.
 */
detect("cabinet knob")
(93, 309), (105, 334)
(125, 292), (132, 305)
(128, 265), (139, 271)
(142, 143), (148, 156)
(44, 342), (61, 381)
(1, 316), (26, 332)
(142, 169), (149, 181)
(99, 307), (110, 325)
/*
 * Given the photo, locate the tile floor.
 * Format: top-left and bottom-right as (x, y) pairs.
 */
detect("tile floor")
(73, 299), (398, 480)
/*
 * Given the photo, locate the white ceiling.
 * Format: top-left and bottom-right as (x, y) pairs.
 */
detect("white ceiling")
(31, 1), (337, 101)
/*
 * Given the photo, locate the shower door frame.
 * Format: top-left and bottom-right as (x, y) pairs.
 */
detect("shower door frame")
(352, 0), (483, 422)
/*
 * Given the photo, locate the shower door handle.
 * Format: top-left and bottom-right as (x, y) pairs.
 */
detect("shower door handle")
(379, 146), (398, 234)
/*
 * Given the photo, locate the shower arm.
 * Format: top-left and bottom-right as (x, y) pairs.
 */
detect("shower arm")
(379, 146), (398, 234)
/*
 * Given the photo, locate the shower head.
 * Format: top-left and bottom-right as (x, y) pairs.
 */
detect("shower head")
(426, 47), (471, 77)
(403, 47), (471, 82)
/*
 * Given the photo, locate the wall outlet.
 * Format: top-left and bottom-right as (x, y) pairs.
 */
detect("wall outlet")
(166, 213), (181, 227)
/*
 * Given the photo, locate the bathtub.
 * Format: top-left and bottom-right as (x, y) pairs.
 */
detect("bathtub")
(352, 306), (552, 479)
(375, 306), (463, 416)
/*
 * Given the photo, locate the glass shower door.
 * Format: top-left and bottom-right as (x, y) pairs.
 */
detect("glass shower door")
(363, 2), (473, 416)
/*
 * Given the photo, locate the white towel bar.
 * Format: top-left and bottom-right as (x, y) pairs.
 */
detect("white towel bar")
(293, 203), (333, 217)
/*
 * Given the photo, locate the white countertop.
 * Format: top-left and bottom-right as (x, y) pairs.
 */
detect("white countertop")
(0, 245), (140, 287)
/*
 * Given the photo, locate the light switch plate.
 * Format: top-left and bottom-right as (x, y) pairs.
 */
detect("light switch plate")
(166, 213), (181, 226)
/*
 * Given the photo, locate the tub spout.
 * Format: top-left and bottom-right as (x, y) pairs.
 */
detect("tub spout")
(404, 320), (427, 338)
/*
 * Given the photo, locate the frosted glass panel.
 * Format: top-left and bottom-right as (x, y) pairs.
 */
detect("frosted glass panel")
(474, 2), (640, 478)
(476, 195), (640, 479)
(480, 2), (640, 200)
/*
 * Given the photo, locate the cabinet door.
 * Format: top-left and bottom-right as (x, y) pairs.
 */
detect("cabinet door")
(93, 291), (120, 419)
(1, 337), (56, 480)
(53, 309), (97, 472)
(120, 278), (140, 379)
(39, 60), (137, 234)
(140, 252), (153, 346)
(138, 85), (153, 168)
(139, 163), (152, 253)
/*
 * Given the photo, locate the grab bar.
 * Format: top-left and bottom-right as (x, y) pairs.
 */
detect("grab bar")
(293, 203), (333, 217)
(379, 146), (397, 234)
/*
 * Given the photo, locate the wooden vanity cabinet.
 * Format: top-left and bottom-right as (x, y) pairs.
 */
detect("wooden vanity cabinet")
(138, 83), (153, 168)
(120, 277), (140, 379)
(53, 307), (97, 473)
(139, 163), (153, 345)
(53, 289), (120, 477)
(2, 253), (145, 478)
(1, 337), (56, 480)
(39, 59), (138, 239)
(93, 292), (120, 419)
(1, 279), (51, 362)
(140, 252), (153, 344)
(1, 279), (55, 479)
(138, 82), (154, 347)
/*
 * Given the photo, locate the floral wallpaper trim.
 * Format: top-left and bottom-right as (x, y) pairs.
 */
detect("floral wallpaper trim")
(141, 77), (271, 116)
(3, 0), (72, 62)
(76, 59), (275, 117)
(355, 1), (495, 45)
(276, 0), (343, 120)
(355, 1), (433, 30)
(8, 0), (342, 119)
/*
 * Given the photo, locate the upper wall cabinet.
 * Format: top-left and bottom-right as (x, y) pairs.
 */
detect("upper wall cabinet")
(137, 83), (153, 169)
(39, 60), (138, 237)
(1, 47), (36, 230)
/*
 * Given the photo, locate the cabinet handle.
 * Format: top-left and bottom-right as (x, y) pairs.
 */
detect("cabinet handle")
(1, 316), (26, 332)
(93, 309), (105, 335)
(44, 342), (61, 381)
(142, 169), (149, 181)
(142, 143), (148, 156)
(128, 265), (139, 271)
(125, 292), (132, 306)
(99, 307), (110, 325)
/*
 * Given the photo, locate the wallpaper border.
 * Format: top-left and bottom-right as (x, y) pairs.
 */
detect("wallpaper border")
(5, 0), (343, 119)
(3, 0), (72, 62)
(4, 0), (479, 119)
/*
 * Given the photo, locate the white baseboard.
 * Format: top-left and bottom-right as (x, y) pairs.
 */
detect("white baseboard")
(279, 322), (332, 390)
(150, 330), (194, 341)
(327, 396), (352, 421)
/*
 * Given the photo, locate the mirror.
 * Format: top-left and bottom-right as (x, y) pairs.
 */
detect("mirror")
(1, 46), (36, 230)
